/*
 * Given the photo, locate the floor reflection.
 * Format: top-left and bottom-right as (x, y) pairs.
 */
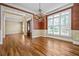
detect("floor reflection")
(0, 34), (79, 56)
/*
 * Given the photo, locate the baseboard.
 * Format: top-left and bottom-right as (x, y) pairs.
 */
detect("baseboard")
(5, 33), (23, 35)
(0, 42), (3, 44)
(32, 35), (73, 43)
(0, 38), (3, 45)
(73, 41), (79, 45)
(47, 35), (73, 42)
(32, 35), (42, 38)
(5, 32), (22, 35)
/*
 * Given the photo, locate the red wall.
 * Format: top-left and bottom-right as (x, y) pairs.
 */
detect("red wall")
(72, 3), (79, 30)
(33, 3), (79, 30)
(33, 15), (47, 30)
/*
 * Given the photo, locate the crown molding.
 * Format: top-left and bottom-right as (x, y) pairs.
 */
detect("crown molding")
(0, 3), (34, 15)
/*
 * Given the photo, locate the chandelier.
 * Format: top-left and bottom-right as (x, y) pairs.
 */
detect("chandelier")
(35, 3), (44, 20)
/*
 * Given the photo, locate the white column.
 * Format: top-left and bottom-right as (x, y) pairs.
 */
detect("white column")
(23, 16), (27, 35)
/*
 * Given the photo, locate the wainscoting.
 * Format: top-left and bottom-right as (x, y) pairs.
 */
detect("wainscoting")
(32, 30), (79, 45)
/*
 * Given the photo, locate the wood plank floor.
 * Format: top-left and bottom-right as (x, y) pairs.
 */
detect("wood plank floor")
(0, 34), (79, 56)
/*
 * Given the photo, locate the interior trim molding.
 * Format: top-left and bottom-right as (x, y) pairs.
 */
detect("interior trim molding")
(0, 3), (34, 15)
(73, 41), (79, 45)
(47, 6), (73, 16)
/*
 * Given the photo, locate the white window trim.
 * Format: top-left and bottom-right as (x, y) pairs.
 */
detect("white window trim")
(47, 9), (71, 38)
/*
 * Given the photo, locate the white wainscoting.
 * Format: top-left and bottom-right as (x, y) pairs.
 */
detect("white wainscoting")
(72, 30), (79, 45)
(32, 30), (47, 38)
(32, 30), (72, 41)
(0, 31), (2, 44)
(32, 29), (79, 45)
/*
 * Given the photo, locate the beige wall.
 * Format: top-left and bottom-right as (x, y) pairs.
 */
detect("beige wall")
(5, 21), (22, 34)
(0, 5), (33, 45)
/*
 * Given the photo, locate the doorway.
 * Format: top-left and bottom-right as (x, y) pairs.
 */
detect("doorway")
(27, 20), (32, 37)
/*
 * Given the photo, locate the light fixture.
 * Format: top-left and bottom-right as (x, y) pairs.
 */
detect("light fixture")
(35, 3), (44, 21)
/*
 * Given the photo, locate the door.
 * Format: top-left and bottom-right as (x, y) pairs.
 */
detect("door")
(27, 20), (32, 37)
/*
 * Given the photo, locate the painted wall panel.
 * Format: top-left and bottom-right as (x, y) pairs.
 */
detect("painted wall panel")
(72, 3), (79, 30)
(5, 21), (22, 34)
(33, 15), (47, 29)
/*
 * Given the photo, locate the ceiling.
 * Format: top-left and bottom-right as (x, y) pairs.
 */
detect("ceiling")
(7, 3), (71, 14)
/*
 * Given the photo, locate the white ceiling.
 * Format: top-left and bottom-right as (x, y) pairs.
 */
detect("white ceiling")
(8, 3), (71, 14)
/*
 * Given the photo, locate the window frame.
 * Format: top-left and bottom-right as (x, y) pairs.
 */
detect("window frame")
(47, 8), (71, 38)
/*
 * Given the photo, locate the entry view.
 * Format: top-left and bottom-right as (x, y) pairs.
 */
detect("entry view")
(0, 3), (79, 56)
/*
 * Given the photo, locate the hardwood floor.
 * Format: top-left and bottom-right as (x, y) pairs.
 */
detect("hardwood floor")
(0, 34), (79, 56)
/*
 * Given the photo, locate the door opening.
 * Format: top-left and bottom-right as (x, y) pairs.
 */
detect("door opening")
(27, 20), (32, 37)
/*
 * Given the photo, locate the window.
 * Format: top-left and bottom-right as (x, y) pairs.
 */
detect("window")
(48, 9), (71, 37)
(48, 16), (53, 35)
(53, 14), (60, 35)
